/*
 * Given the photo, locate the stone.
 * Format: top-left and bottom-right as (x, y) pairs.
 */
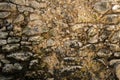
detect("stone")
(94, 1), (110, 13)
(47, 39), (54, 47)
(109, 44), (120, 52)
(2, 63), (22, 73)
(0, 40), (7, 46)
(1, 59), (10, 64)
(99, 29), (110, 41)
(69, 40), (83, 48)
(2, 44), (20, 52)
(88, 27), (98, 37)
(13, 14), (24, 23)
(28, 36), (41, 42)
(7, 52), (33, 61)
(71, 24), (84, 31)
(101, 14), (120, 24)
(17, 5), (34, 12)
(29, 1), (40, 8)
(115, 64), (120, 80)
(61, 66), (82, 73)
(21, 41), (31, 45)
(109, 59), (120, 66)
(88, 35), (98, 43)
(0, 3), (16, 11)
(0, 54), (5, 60)
(0, 32), (8, 39)
(0, 26), (6, 31)
(111, 30), (120, 43)
(112, 5), (120, 12)
(13, 63), (23, 70)
(29, 59), (38, 69)
(7, 37), (20, 43)
(0, 12), (11, 18)
(97, 49), (112, 57)
(6, 23), (14, 31)
(114, 52), (120, 57)
(23, 26), (41, 36)
(30, 13), (40, 21)
(10, 0), (26, 5)
(2, 64), (14, 73)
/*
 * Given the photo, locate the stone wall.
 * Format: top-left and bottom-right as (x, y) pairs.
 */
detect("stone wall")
(0, 0), (120, 80)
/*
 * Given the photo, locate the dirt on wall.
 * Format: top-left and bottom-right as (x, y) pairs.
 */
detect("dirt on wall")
(0, 0), (120, 80)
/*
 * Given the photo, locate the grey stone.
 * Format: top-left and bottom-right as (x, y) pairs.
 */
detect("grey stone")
(99, 30), (110, 41)
(21, 36), (28, 41)
(2, 64), (14, 73)
(31, 41), (40, 45)
(1, 59), (10, 64)
(7, 52), (33, 61)
(0, 32), (8, 39)
(29, 1), (47, 9)
(109, 44), (120, 52)
(61, 66), (82, 73)
(28, 36), (42, 42)
(70, 40), (83, 48)
(17, 5), (34, 12)
(109, 59), (120, 66)
(29, 1), (40, 8)
(115, 64), (120, 80)
(13, 14), (24, 23)
(0, 26), (6, 31)
(114, 52), (120, 57)
(88, 27), (98, 37)
(0, 12), (11, 19)
(111, 30), (120, 43)
(97, 49), (112, 57)
(21, 41), (31, 45)
(94, 1), (110, 13)
(29, 59), (38, 69)
(23, 26), (41, 36)
(88, 35), (98, 43)
(0, 3), (16, 11)
(47, 39), (54, 46)
(6, 23), (14, 31)
(30, 13), (40, 21)
(0, 54), (5, 60)
(2, 63), (22, 73)
(7, 37), (20, 43)
(10, 0), (26, 5)
(14, 63), (22, 70)
(103, 14), (120, 24)
(0, 40), (7, 46)
(2, 44), (20, 52)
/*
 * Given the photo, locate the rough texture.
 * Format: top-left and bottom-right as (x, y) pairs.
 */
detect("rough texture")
(0, 0), (120, 80)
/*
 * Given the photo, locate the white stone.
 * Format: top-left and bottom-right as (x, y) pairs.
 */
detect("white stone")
(112, 5), (120, 12)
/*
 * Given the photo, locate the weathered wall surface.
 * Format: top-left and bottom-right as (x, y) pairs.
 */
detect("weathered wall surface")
(0, 0), (120, 80)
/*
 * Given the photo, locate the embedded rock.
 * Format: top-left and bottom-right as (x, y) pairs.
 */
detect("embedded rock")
(94, 1), (110, 14)
(7, 52), (33, 61)
(0, 12), (11, 19)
